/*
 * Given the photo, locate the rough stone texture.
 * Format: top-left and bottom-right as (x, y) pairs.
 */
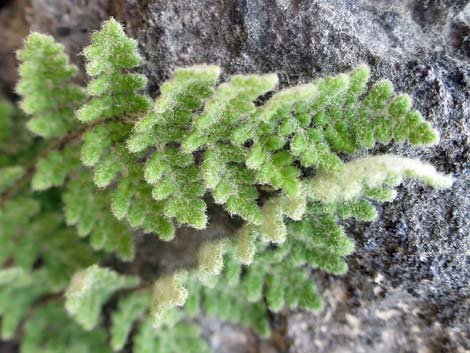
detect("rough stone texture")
(0, 0), (469, 352)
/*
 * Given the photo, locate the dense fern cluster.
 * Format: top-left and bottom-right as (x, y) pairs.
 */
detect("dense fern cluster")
(0, 18), (452, 353)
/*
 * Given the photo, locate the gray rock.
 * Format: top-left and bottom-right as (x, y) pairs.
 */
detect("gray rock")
(0, 0), (468, 352)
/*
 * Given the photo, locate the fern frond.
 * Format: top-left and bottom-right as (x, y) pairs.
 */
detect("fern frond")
(63, 175), (136, 260)
(307, 155), (453, 203)
(111, 290), (151, 351)
(0, 268), (49, 339)
(32, 146), (80, 190)
(77, 18), (151, 122)
(65, 265), (139, 330)
(135, 319), (212, 353)
(151, 271), (188, 328)
(16, 33), (85, 138)
(0, 166), (24, 193)
(21, 304), (111, 353)
(0, 100), (14, 144)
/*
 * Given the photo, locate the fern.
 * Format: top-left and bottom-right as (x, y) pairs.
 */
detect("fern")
(76, 18), (151, 123)
(0, 100), (14, 145)
(111, 290), (151, 351)
(0, 166), (24, 193)
(21, 304), (111, 353)
(16, 33), (85, 138)
(134, 319), (212, 353)
(0, 268), (49, 339)
(63, 174), (136, 260)
(65, 265), (140, 330)
(0, 18), (454, 353)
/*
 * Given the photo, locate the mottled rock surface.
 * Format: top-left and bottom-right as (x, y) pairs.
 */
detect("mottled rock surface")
(0, 0), (468, 352)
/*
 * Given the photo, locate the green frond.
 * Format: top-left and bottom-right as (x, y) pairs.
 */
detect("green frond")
(63, 176), (136, 260)
(0, 100), (14, 145)
(307, 66), (441, 152)
(197, 239), (229, 286)
(232, 224), (258, 265)
(129, 65), (221, 152)
(0, 198), (97, 288)
(65, 265), (140, 330)
(16, 32), (84, 138)
(338, 198), (378, 221)
(77, 18), (151, 122)
(32, 146), (79, 190)
(0, 166), (24, 193)
(21, 304), (111, 353)
(307, 155), (453, 203)
(134, 319), (212, 353)
(260, 83), (316, 121)
(125, 63), (447, 237)
(363, 186), (397, 202)
(192, 73), (278, 132)
(281, 192), (308, 221)
(83, 18), (141, 76)
(111, 290), (151, 351)
(260, 197), (286, 243)
(151, 271), (188, 328)
(0, 269), (49, 339)
(288, 202), (355, 274)
(81, 124), (113, 167)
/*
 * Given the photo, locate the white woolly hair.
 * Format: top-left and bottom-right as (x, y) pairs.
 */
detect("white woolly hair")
(308, 155), (453, 203)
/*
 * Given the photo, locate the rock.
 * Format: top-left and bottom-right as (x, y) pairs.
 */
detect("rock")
(0, 0), (468, 352)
